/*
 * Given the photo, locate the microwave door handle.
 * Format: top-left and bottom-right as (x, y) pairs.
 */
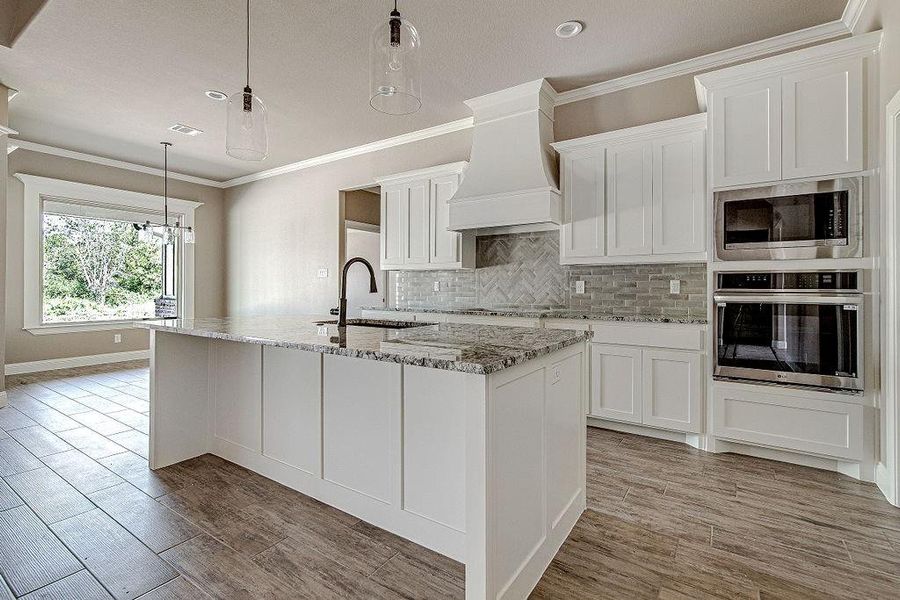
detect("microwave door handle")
(713, 294), (862, 305)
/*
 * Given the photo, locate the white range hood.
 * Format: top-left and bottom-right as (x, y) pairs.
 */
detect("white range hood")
(448, 79), (561, 232)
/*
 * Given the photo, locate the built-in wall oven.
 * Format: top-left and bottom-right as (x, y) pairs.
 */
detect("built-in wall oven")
(715, 178), (860, 260)
(714, 271), (863, 391)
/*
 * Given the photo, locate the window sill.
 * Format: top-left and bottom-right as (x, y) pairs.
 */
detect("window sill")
(25, 321), (143, 335)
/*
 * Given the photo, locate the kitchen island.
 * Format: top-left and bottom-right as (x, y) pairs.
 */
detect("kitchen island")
(138, 316), (589, 600)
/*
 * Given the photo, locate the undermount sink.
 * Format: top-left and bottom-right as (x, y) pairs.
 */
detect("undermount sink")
(315, 318), (431, 330)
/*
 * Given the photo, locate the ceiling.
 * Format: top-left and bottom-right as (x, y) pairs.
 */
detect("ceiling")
(0, 0), (847, 181)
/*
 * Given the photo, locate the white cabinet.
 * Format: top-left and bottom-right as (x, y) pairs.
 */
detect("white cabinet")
(710, 77), (782, 187)
(652, 130), (705, 254)
(696, 34), (878, 188)
(559, 150), (605, 260)
(606, 141), (652, 256)
(553, 114), (707, 265)
(641, 349), (702, 433)
(782, 58), (863, 180)
(376, 163), (474, 270)
(590, 344), (642, 423)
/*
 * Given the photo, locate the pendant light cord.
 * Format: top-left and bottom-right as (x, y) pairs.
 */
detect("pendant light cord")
(246, 0), (251, 87)
(162, 142), (170, 227)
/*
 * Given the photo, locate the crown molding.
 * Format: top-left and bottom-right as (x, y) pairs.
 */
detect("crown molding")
(555, 19), (848, 106)
(374, 161), (468, 185)
(694, 29), (883, 110)
(551, 113), (707, 153)
(842, 0), (868, 32)
(6, 139), (225, 188)
(221, 117), (474, 188)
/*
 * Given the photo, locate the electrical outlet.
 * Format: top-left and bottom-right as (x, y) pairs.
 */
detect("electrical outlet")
(113, 334), (122, 344)
(670, 280), (681, 295)
(317, 268), (329, 278)
(433, 281), (441, 292)
(551, 365), (561, 384)
(575, 280), (585, 294)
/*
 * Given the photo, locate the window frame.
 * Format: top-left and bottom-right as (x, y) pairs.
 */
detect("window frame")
(17, 174), (201, 334)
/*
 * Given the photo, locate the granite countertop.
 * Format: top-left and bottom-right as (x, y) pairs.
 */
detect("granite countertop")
(136, 316), (591, 375)
(364, 306), (708, 325)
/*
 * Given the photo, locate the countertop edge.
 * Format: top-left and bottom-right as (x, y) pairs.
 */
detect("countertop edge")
(361, 306), (708, 325)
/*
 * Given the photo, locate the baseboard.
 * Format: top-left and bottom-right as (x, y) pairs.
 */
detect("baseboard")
(4, 350), (150, 375)
(587, 417), (691, 444)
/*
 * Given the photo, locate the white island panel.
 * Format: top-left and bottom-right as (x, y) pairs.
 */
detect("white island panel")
(322, 354), (399, 504)
(262, 346), (322, 475)
(212, 339), (262, 452)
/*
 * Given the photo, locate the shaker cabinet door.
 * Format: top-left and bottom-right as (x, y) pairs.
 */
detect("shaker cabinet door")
(404, 180), (431, 264)
(590, 344), (643, 423)
(641, 349), (703, 433)
(380, 184), (405, 268)
(560, 149), (606, 261)
(605, 142), (652, 256)
(711, 77), (782, 187)
(652, 130), (705, 254)
(430, 174), (461, 265)
(782, 58), (863, 180)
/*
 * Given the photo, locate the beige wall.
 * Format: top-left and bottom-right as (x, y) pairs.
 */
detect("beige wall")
(5, 149), (226, 365)
(344, 189), (380, 226)
(225, 129), (471, 316)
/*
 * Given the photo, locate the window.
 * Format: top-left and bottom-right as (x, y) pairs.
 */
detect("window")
(19, 175), (200, 334)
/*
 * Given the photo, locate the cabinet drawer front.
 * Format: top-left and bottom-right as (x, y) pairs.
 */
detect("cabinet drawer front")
(590, 322), (705, 350)
(712, 385), (863, 460)
(590, 344), (642, 423)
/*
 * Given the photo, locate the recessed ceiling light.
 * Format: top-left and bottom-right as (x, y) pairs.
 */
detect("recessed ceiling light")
(168, 123), (204, 136)
(205, 90), (228, 101)
(555, 20), (584, 39)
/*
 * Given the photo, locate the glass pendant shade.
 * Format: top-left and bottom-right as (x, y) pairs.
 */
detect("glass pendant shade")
(226, 88), (269, 161)
(369, 11), (421, 115)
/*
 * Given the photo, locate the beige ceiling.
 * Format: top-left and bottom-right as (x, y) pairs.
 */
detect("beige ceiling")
(0, 0), (846, 181)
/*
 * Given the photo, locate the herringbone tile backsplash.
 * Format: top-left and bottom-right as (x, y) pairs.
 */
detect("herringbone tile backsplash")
(390, 231), (708, 319)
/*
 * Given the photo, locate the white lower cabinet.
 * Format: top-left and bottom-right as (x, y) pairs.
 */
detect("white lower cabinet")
(590, 343), (703, 434)
(590, 344), (642, 424)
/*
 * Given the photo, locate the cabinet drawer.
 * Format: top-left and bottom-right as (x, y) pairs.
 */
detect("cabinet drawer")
(590, 322), (705, 350)
(712, 384), (863, 460)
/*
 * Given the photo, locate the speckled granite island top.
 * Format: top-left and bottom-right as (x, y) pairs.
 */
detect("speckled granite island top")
(137, 316), (591, 375)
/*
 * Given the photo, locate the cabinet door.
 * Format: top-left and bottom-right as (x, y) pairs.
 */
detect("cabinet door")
(606, 141), (652, 256)
(211, 340), (262, 451)
(652, 130), (705, 254)
(711, 77), (781, 187)
(560, 149), (605, 261)
(430, 174), (460, 265)
(380, 184), (404, 268)
(641, 349), (702, 433)
(782, 58), (863, 180)
(404, 180), (430, 264)
(590, 344), (642, 423)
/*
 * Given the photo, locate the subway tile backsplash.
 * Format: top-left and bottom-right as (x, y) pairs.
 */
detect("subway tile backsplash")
(390, 231), (708, 319)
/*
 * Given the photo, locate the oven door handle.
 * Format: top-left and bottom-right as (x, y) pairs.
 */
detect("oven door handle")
(713, 293), (863, 305)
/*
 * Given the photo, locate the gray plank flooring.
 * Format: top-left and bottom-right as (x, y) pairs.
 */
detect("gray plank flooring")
(1, 360), (899, 599)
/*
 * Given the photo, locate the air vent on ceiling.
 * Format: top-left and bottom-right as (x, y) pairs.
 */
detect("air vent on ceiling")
(168, 123), (204, 136)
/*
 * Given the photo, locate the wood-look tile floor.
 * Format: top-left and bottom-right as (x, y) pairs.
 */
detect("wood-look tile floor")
(0, 363), (898, 599)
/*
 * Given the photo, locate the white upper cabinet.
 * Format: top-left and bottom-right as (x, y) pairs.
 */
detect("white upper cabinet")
(376, 162), (474, 271)
(553, 114), (707, 265)
(380, 185), (405, 269)
(429, 174), (462, 267)
(404, 180), (431, 265)
(711, 77), (782, 188)
(559, 150), (605, 259)
(782, 58), (863, 180)
(652, 130), (705, 254)
(696, 33), (881, 189)
(606, 141), (653, 257)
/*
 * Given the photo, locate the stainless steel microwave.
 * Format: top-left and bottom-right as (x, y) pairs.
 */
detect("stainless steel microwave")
(715, 178), (861, 261)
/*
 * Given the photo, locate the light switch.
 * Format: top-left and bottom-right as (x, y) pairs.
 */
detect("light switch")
(113, 334), (122, 344)
(575, 280), (585, 294)
(670, 280), (681, 294)
(317, 268), (329, 278)
(433, 281), (441, 292)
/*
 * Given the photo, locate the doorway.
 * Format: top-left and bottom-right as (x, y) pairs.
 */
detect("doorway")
(339, 187), (387, 318)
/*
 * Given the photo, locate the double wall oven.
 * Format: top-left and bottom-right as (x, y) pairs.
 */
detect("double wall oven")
(714, 272), (863, 391)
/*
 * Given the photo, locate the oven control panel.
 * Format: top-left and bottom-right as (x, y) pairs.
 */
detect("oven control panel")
(717, 271), (858, 292)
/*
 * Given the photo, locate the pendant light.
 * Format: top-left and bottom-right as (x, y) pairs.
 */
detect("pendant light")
(226, 0), (268, 161)
(134, 142), (195, 245)
(369, 0), (421, 115)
